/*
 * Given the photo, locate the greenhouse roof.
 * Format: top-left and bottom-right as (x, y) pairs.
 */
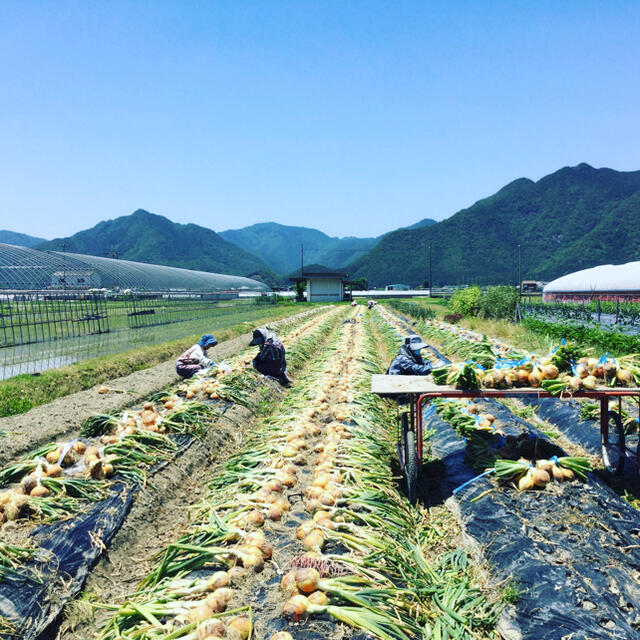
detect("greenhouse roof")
(544, 261), (640, 293)
(0, 243), (269, 292)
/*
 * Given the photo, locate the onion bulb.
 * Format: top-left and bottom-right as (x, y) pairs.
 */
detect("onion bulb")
(30, 484), (50, 498)
(197, 619), (225, 639)
(582, 375), (598, 390)
(270, 633), (294, 640)
(518, 472), (535, 491)
(283, 594), (310, 621)
(308, 590), (329, 605)
(295, 567), (320, 593)
(227, 616), (251, 640)
(531, 468), (550, 487)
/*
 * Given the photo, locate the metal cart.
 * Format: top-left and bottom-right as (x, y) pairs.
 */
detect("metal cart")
(371, 374), (640, 504)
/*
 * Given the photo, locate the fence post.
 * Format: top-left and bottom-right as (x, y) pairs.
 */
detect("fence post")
(597, 299), (601, 323)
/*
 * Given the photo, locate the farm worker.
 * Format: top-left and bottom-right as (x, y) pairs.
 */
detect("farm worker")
(387, 335), (432, 376)
(176, 334), (218, 379)
(249, 327), (291, 386)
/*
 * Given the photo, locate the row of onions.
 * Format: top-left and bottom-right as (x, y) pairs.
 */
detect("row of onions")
(93, 309), (355, 640)
(396, 314), (640, 394)
(433, 399), (592, 491)
(0, 306), (341, 581)
(93, 309), (500, 640)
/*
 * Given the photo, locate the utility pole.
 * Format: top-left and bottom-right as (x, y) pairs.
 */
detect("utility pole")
(429, 244), (432, 295)
(518, 244), (522, 297)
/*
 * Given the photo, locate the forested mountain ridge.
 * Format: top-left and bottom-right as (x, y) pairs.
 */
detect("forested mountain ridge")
(36, 210), (280, 285)
(0, 230), (47, 247)
(219, 219), (437, 274)
(347, 164), (640, 287)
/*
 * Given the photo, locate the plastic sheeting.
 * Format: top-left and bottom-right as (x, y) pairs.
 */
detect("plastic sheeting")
(425, 404), (640, 640)
(0, 483), (135, 640)
(0, 243), (269, 291)
(543, 261), (640, 298)
(0, 433), (195, 639)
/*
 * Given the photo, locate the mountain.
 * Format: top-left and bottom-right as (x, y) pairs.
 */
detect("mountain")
(36, 210), (280, 286)
(347, 164), (640, 287)
(402, 218), (437, 231)
(0, 230), (46, 247)
(219, 218), (437, 274)
(220, 223), (378, 274)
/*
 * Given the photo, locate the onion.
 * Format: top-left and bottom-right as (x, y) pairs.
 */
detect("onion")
(27, 484), (49, 498)
(302, 529), (326, 550)
(296, 523), (315, 540)
(551, 465), (565, 481)
(227, 616), (251, 640)
(246, 510), (265, 527)
(267, 504), (283, 521)
(518, 472), (535, 491)
(527, 371), (542, 388)
(265, 479), (283, 493)
(205, 587), (233, 612)
(542, 364), (559, 380)
(568, 376), (582, 391)
(21, 474), (39, 495)
(308, 590), (329, 605)
(536, 459), (553, 473)
(205, 571), (229, 590)
(312, 510), (332, 523)
(187, 603), (214, 623)
(283, 594), (310, 621)
(295, 567), (320, 593)
(617, 368), (633, 385)
(582, 375), (598, 390)
(46, 449), (60, 465)
(270, 633), (295, 640)
(97, 385), (109, 394)
(197, 619), (225, 639)
(281, 570), (298, 593)
(531, 468), (550, 487)
(516, 369), (530, 385)
(561, 467), (575, 480)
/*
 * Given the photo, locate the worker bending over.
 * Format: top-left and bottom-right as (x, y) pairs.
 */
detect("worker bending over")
(249, 327), (291, 386)
(388, 334), (432, 376)
(176, 334), (218, 379)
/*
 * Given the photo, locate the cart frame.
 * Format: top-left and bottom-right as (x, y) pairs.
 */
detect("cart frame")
(371, 375), (640, 501)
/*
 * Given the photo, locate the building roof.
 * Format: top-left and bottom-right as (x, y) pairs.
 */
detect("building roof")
(289, 271), (348, 282)
(0, 243), (269, 292)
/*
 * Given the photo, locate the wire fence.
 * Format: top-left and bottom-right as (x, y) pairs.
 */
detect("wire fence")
(0, 290), (289, 380)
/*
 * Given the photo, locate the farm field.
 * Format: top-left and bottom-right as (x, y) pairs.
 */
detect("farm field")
(2, 298), (640, 639)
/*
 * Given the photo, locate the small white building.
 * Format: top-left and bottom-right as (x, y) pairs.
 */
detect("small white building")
(290, 271), (348, 302)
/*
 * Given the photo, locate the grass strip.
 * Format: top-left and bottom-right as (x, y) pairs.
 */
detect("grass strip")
(0, 303), (324, 418)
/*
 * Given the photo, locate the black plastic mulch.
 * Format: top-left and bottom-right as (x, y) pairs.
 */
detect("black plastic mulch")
(425, 406), (640, 640)
(0, 430), (197, 640)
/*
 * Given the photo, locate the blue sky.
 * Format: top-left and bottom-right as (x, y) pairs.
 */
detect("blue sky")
(1, 1), (639, 239)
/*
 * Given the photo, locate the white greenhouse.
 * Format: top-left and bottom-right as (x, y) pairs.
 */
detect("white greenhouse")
(543, 261), (640, 302)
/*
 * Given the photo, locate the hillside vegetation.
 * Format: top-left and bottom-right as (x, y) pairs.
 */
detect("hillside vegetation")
(348, 163), (640, 286)
(37, 210), (281, 286)
(220, 219), (437, 273)
(0, 230), (46, 247)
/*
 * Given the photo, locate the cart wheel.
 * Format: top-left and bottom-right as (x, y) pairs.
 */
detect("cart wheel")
(601, 410), (625, 475)
(401, 414), (418, 505)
